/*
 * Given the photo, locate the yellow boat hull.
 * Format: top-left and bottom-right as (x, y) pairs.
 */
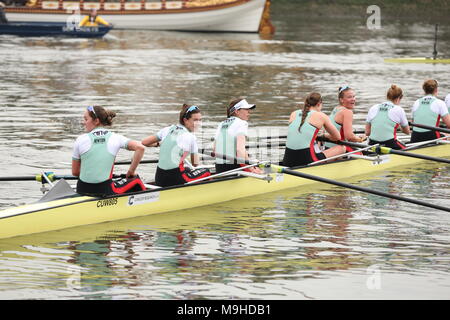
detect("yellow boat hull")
(0, 143), (449, 239)
(384, 57), (450, 64)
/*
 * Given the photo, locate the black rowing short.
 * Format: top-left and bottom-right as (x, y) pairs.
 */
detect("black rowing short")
(76, 176), (146, 197)
(215, 163), (241, 174)
(368, 138), (406, 150)
(155, 165), (211, 187)
(282, 147), (326, 167)
(410, 130), (441, 143)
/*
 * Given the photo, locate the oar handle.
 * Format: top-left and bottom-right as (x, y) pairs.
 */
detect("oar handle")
(115, 159), (158, 165)
(0, 174), (78, 182)
(409, 121), (450, 134)
(199, 148), (255, 166)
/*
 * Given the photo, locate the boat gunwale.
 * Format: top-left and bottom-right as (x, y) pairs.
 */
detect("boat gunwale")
(1, 141), (448, 221)
(3, 0), (254, 16)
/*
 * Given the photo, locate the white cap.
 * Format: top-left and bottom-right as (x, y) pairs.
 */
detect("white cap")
(230, 99), (256, 114)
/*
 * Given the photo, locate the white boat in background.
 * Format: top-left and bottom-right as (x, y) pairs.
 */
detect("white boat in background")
(3, 0), (274, 33)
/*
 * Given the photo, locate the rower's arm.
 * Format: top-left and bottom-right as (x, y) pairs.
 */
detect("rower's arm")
(236, 135), (247, 160)
(442, 114), (450, 129)
(322, 115), (341, 141)
(288, 111), (296, 124)
(72, 159), (80, 177)
(141, 135), (160, 147)
(126, 140), (145, 177)
(365, 123), (371, 136)
(190, 153), (199, 167)
(342, 109), (362, 142)
(401, 125), (411, 135)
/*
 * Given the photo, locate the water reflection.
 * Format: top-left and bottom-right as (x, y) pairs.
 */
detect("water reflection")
(0, 163), (448, 299)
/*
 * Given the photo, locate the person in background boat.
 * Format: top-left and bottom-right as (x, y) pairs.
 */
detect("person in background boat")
(72, 105), (146, 196)
(142, 104), (210, 187)
(282, 92), (346, 167)
(365, 85), (410, 149)
(0, 3), (8, 24)
(323, 86), (366, 151)
(79, 9), (111, 28)
(214, 98), (262, 174)
(410, 79), (450, 143)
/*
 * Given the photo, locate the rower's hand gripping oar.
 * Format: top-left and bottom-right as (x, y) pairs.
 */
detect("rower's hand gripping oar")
(271, 164), (450, 213)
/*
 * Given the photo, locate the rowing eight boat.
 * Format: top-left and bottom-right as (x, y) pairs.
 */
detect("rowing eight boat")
(0, 141), (449, 239)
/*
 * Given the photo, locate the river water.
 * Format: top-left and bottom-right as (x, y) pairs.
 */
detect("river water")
(0, 3), (449, 300)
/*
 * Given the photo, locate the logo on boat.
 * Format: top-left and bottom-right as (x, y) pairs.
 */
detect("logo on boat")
(127, 192), (159, 206)
(97, 198), (118, 208)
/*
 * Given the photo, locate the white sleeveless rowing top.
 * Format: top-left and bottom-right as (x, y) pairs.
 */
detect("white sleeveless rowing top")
(72, 127), (129, 183)
(214, 116), (248, 164)
(366, 101), (409, 141)
(412, 96), (448, 132)
(156, 124), (198, 170)
(286, 110), (319, 150)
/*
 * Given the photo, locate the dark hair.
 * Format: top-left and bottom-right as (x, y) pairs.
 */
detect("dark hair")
(299, 92), (322, 132)
(387, 84), (403, 101)
(88, 105), (116, 126)
(227, 97), (246, 118)
(179, 104), (201, 125)
(338, 86), (352, 100)
(422, 79), (438, 95)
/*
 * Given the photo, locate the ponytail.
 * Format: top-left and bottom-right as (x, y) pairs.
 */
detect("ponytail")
(299, 92), (322, 132)
(88, 105), (116, 126)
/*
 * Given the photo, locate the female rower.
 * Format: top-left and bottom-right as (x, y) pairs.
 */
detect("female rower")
(282, 92), (345, 167)
(142, 104), (210, 187)
(365, 85), (410, 149)
(324, 86), (366, 150)
(72, 105), (146, 196)
(411, 79), (450, 143)
(214, 98), (262, 174)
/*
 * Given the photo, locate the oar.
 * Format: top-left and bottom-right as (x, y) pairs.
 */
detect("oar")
(0, 174), (78, 182)
(409, 121), (450, 134)
(199, 148), (253, 165)
(333, 140), (450, 165)
(114, 159), (158, 165)
(198, 149), (450, 212)
(271, 164), (450, 213)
